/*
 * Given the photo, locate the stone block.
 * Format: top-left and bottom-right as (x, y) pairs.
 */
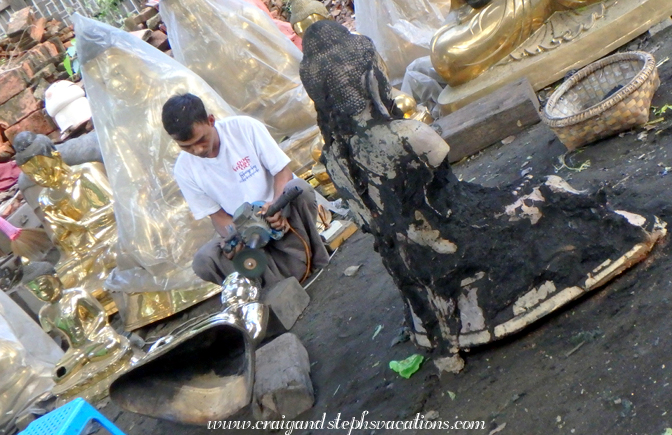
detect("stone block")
(262, 277), (310, 331)
(0, 68), (27, 105)
(6, 7), (34, 38)
(147, 30), (169, 51)
(5, 110), (56, 143)
(0, 89), (38, 129)
(252, 333), (314, 421)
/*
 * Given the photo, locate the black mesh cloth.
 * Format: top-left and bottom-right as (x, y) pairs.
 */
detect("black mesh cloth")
(299, 20), (398, 148)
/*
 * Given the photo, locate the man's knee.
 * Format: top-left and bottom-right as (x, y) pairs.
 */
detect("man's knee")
(285, 178), (316, 207)
(192, 240), (221, 281)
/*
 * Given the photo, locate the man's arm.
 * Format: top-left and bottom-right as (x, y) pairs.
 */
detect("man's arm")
(262, 164), (293, 231)
(272, 164), (293, 202)
(209, 209), (235, 238)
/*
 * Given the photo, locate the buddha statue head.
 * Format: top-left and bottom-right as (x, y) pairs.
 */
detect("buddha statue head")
(14, 132), (70, 189)
(288, 0), (330, 37)
(22, 261), (62, 303)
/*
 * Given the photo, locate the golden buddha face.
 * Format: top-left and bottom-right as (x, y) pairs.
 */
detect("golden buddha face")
(20, 152), (68, 188)
(25, 274), (62, 302)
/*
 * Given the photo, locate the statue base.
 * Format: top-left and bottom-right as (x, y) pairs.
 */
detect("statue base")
(121, 283), (223, 331)
(53, 348), (140, 406)
(457, 218), (666, 348)
(438, 0), (672, 113)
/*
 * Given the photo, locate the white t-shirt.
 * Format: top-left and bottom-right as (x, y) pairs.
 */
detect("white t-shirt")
(174, 116), (291, 219)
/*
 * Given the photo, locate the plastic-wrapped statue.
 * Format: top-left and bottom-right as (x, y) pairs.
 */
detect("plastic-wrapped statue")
(300, 21), (665, 371)
(13, 132), (117, 293)
(161, 0), (316, 141)
(431, 0), (605, 86)
(74, 14), (232, 329)
(353, 0), (451, 84)
(0, 290), (62, 431)
(22, 262), (133, 402)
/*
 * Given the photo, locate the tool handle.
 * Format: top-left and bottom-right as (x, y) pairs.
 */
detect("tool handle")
(0, 218), (20, 241)
(265, 186), (303, 217)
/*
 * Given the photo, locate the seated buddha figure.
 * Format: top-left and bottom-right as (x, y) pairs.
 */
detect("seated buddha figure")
(13, 132), (117, 292)
(431, 0), (605, 87)
(21, 262), (131, 387)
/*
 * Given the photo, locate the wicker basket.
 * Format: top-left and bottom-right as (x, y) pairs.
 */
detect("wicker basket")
(541, 51), (660, 150)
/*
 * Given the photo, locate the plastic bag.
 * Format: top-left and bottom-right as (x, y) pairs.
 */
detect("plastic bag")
(0, 290), (62, 433)
(161, 0), (317, 141)
(75, 14), (234, 292)
(354, 0), (452, 85)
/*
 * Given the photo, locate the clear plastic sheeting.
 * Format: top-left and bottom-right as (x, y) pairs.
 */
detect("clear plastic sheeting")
(354, 0), (452, 85)
(162, 0), (317, 142)
(279, 125), (323, 175)
(0, 290), (62, 433)
(74, 14), (234, 292)
(401, 56), (448, 119)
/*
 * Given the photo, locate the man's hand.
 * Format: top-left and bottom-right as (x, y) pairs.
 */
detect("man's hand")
(261, 202), (290, 232)
(220, 237), (245, 260)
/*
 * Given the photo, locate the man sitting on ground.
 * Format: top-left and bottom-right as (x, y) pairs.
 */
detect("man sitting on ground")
(162, 93), (329, 287)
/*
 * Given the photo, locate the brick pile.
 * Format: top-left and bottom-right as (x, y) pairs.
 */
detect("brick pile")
(0, 7), (78, 162)
(123, 6), (171, 56)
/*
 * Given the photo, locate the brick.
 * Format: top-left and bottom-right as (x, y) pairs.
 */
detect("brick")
(147, 30), (169, 51)
(21, 61), (35, 82)
(0, 142), (15, 163)
(7, 7), (34, 38)
(29, 17), (47, 43)
(138, 6), (158, 23)
(31, 64), (57, 84)
(146, 13), (162, 31)
(0, 68), (27, 105)
(41, 40), (59, 58)
(5, 110), (56, 144)
(47, 36), (65, 53)
(0, 89), (39, 129)
(252, 333), (314, 420)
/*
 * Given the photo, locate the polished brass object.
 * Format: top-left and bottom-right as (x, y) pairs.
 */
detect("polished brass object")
(76, 15), (231, 329)
(437, 0), (672, 113)
(24, 270), (134, 404)
(392, 89), (434, 124)
(289, 0), (330, 37)
(431, 0), (605, 87)
(110, 273), (267, 424)
(19, 145), (118, 315)
(121, 285), (223, 331)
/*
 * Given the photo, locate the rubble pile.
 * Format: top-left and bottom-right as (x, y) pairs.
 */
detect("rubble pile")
(264, 0), (355, 31)
(0, 8), (77, 157)
(123, 6), (171, 56)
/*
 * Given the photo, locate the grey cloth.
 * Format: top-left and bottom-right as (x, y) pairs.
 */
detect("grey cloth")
(193, 178), (330, 286)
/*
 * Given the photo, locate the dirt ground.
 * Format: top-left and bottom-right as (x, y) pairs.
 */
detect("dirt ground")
(98, 26), (672, 435)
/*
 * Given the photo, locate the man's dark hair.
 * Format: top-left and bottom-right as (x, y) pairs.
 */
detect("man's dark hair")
(161, 93), (209, 141)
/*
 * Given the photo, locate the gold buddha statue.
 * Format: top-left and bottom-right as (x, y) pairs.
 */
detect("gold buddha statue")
(22, 261), (133, 402)
(431, 0), (605, 87)
(14, 132), (118, 300)
(289, 0), (330, 37)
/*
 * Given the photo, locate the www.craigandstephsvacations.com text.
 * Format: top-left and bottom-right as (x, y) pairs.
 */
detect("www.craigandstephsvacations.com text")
(207, 411), (486, 434)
